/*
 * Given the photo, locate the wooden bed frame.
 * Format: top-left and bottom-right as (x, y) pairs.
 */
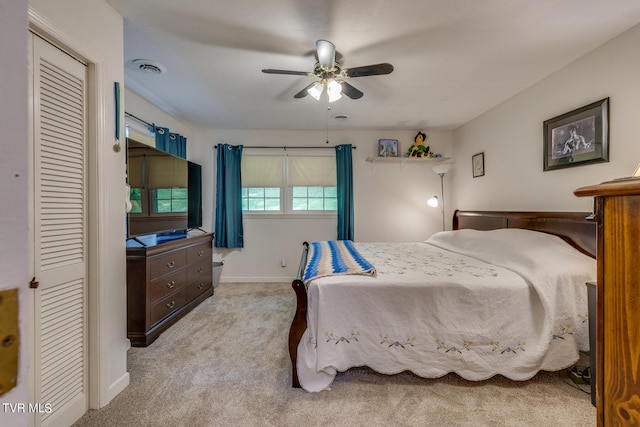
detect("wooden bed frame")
(288, 210), (596, 388)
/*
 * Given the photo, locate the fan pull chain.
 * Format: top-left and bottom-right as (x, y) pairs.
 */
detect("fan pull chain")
(326, 105), (331, 144)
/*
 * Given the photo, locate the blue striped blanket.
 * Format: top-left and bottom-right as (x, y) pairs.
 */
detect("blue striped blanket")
(303, 240), (377, 284)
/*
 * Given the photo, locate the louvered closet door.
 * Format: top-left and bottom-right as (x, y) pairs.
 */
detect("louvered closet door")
(30, 33), (88, 427)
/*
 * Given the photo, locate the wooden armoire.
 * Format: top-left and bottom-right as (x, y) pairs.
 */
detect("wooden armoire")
(575, 178), (640, 426)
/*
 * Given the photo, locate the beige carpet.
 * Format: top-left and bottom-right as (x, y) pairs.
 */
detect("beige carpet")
(74, 282), (595, 427)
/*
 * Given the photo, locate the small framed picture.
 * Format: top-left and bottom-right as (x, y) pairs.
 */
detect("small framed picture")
(378, 139), (398, 157)
(472, 152), (484, 178)
(543, 98), (609, 171)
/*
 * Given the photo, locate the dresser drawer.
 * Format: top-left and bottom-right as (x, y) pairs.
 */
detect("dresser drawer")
(187, 242), (212, 264)
(187, 275), (213, 300)
(150, 287), (187, 326)
(187, 259), (211, 282)
(149, 249), (187, 279)
(150, 269), (187, 303)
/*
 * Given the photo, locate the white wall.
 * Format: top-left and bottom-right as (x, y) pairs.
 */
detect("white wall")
(125, 89), (195, 140)
(28, 0), (129, 410)
(190, 128), (452, 281)
(1, 1), (29, 426)
(452, 23), (640, 212)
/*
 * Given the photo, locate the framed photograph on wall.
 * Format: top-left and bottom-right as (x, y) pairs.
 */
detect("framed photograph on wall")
(378, 139), (399, 157)
(472, 152), (484, 178)
(543, 98), (609, 171)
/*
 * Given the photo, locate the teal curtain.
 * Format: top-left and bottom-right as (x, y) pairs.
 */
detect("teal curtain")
(335, 144), (354, 240)
(214, 144), (244, 248)
(154, 125), (187, 159)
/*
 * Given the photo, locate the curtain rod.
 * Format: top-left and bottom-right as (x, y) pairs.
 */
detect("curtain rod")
(125, 111), (154, 129)
(213, 145), (356, 150)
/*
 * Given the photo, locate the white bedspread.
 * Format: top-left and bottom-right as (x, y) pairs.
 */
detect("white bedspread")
(297, 229), (595, 392)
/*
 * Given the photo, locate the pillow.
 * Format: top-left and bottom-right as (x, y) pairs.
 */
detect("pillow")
(426, 228), (594, 277)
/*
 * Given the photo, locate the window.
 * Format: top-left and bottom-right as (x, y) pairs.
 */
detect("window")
(129, 187), (143, 213)
(153, 188), (188, 213)
(241, 153), (336, 214)
(127, 143), (189, 217)
(242, 187), (281, 211)
(241, 155), (283, 212)
(127, 188), (188, 216)
(292, 186), (337, 210)
(288, 155), (337, 212)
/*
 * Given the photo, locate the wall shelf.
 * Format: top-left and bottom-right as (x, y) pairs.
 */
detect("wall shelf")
(365, 156), (450, 166)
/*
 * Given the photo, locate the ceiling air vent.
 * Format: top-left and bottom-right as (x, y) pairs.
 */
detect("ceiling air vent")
(332, 113), (350, 121)
(131, 59), (167, 74)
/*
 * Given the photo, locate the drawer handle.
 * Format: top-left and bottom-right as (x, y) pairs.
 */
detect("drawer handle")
(585, 213), (599, 223)
(166, 300), (175, 309)
(197, 250), (204, 257)
(166, 281), (175, 289)
(197, 283), (204, 290)
(166, 261), (175, 269)
(197, 267), (204, 273)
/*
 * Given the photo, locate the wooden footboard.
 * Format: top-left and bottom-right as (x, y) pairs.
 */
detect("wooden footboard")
(289, 242), (309, 388)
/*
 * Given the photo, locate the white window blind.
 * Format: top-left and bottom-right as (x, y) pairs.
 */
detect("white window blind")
(288, 156), (336, 186)
(127, 155), (144, 188)
(128, 153), (188, 189)
(241, 155), (284, 187)
(147, 155), (188, 188)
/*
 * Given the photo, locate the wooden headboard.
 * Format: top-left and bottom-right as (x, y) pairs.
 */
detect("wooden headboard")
(452, 210), (596, 258)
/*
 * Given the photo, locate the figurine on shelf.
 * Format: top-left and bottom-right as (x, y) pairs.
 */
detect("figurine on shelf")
(406, 131), (429, 157)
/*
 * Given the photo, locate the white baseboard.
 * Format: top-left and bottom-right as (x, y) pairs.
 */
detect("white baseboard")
(105, 372), (130, 407)
(219, 277), (293, 283)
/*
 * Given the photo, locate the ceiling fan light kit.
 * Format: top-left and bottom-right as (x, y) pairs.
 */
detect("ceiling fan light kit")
(262, 39), (393, 101)
(307, 81), (324, 100)
(326, 79), (343, 102)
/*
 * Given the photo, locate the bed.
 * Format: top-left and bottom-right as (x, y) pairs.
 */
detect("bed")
(288, 210), (597, 392)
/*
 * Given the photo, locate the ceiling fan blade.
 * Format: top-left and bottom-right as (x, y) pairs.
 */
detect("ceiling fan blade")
(262, 69), (313, 76)
(316, 40), (336, 69)
(339, 81), (364, 99)
(294, 82), (318, 99)
(343, 63), (394, 78)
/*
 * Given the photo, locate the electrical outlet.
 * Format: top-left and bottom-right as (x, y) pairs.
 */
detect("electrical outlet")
(281, 257), (286, 267)
(567, 367), (590, 385)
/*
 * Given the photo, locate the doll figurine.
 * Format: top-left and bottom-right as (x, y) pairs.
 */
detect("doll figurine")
(406, 131), (429, 157)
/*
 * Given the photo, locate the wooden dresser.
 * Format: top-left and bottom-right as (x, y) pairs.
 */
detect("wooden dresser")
(126, 232), (213, 346)
(575, 178), (640, 426)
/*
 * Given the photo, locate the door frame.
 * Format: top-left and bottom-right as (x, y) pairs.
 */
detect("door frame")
(28, 7), (109, 411)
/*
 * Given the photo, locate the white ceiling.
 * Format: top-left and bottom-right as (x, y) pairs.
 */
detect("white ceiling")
(107, 0), (640, 131)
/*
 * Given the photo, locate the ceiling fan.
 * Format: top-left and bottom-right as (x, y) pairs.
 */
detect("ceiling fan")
(262, 40), (394, 102)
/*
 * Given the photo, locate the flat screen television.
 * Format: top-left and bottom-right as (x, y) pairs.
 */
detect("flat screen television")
(126, 139), (202, 240)
(187, 160), (203, 230)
